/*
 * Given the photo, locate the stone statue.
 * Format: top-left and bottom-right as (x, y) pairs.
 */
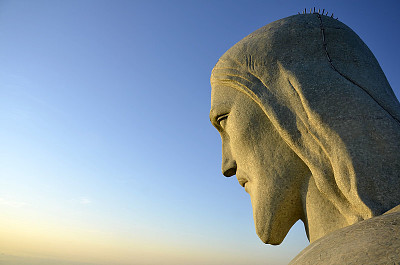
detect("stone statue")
(210, 12), (400, 264)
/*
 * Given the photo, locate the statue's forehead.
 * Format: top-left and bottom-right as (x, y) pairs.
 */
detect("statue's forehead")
(210, 85), (239, 112)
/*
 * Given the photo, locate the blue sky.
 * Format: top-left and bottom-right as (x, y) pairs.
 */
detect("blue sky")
(1, 1), (399, 264)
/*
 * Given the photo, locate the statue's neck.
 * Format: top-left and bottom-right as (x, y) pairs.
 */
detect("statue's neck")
(301, 177), (349, 243)
(301, 177), (400, 243)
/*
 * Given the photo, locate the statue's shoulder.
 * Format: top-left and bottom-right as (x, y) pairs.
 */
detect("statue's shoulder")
(289, 210), (400, 265)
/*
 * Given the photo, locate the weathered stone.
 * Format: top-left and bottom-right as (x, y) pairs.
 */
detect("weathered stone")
(210, 13), (400, 263)
(289, 211), (400, 265)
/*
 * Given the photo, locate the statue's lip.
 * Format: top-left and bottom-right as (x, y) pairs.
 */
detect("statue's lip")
(237, 176), (248, 188)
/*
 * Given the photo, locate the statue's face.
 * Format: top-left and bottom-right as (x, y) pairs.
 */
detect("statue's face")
(210, 84), (310, 245)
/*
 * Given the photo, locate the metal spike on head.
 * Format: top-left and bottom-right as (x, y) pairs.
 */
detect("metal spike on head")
(297, 8), (338, 20)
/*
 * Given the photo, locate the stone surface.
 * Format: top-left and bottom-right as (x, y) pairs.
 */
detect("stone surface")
(289, 211), (400, 265)
(210, 13), (400, 263)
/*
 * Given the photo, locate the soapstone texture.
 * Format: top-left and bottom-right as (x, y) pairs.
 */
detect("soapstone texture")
(210, 13), (400, 264)
(289, 211), (400, 265)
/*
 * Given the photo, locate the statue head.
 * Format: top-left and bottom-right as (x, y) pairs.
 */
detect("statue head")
(210, 13), (400, 244)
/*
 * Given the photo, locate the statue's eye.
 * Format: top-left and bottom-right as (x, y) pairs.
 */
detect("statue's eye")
(217, 114), (229, 128)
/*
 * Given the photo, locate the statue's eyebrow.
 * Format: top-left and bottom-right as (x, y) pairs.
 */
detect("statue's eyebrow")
(209, 103), (231, 126)
(209, 107), (219, 125)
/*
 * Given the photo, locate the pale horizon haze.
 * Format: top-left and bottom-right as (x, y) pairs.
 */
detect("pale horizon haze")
(1, 1), (399, 265)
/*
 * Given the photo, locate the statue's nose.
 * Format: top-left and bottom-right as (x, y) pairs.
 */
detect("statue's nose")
(221, 138), (236, 177)
(222, 159), (237, 177)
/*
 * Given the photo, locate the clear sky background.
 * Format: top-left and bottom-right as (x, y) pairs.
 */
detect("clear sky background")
(1, 1), (399, 265)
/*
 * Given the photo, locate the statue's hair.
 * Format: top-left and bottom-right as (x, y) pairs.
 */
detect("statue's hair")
(211, 14), (400, 225)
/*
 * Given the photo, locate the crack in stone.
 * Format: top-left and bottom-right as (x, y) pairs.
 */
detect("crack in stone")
(316, 13), (400, 125)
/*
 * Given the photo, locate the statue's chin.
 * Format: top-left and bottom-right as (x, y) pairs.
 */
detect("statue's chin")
(250, 186), (298, 246)
(255, 221), (287, 245)
(258, 231), (285, 245)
